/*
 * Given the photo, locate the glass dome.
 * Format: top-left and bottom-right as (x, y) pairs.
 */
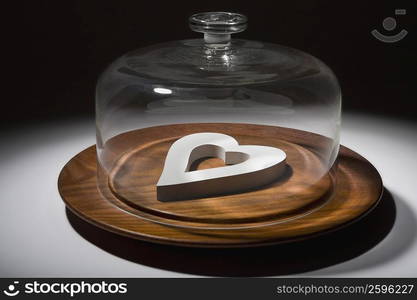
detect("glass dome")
(95, 12), (341, 230)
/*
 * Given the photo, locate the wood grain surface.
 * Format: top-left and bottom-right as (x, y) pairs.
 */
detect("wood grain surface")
(58, 124), (383, 247)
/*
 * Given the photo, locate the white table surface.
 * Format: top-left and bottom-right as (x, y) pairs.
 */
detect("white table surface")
(1, 113), (416, 277)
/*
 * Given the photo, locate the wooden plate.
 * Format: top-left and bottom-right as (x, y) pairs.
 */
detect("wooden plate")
(58, 124), (383, 247)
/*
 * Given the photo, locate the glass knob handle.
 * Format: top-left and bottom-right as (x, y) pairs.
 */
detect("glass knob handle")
(189, 12), (247, 45)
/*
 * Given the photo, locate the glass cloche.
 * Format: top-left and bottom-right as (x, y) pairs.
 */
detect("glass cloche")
(95, 12), (341, 230)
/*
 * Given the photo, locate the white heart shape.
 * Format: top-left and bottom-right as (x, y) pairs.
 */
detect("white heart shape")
(157, 132), (287, 201)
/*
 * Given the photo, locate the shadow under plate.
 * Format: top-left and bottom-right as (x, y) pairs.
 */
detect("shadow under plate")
(66, 188), (397, 276)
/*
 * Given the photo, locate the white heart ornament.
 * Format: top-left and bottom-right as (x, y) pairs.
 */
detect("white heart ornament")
(157, 132), (287, 201)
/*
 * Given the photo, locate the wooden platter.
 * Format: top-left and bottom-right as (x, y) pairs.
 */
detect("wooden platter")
(58, 124), (383, 247)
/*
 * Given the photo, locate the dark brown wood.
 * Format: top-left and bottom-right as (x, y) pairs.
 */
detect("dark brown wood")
(108, 130), (331, 225)
(58, 124), (383, 247)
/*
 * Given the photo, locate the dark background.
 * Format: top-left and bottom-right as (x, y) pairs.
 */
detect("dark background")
(7, 0), (417, 129)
